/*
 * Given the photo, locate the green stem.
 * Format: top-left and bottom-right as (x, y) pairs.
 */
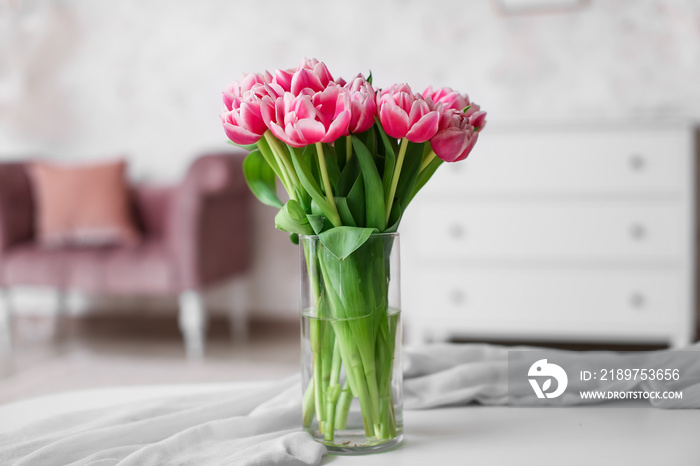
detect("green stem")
(256, 135), (294, 199)
(346, 136), (352, 163)
(375, 310), (399, 439)
(385, 138), (409, 224)
(334, 379), (353, 430)
(265, 132), (301, 188)
(324, 341), (342, 442)
(310, 318), (326, 432)
(265, 131), (307, 203)
(317, 252), (376, 437)
(419, 149), (437, 173)
(302, 378), (316, 428)
(331, 321), (375, 437)
(315, 142), (341, 224)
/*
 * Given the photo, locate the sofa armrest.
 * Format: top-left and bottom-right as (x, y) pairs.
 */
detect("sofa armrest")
(167, 152), (253, 291)
(181, 152), (249, 198)
(0, 162), (34, 255)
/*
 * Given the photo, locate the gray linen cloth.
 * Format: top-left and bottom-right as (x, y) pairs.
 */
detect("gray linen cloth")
(403, 343), (700, 409)
(1, 343), (699, 465)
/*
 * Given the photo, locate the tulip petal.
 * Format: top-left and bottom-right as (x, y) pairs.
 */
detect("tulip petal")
(223, 91), (236, 111)
(273, 69), (294, 92)
(379, 102), (410, 139)
(291, 68), (324, 95)
(222, 122), (262, 145)
(292, 95), (317, 120)
(408, 99), (431, 125)
(430, 128), (470, 162)
(406, 111), (440, 143)
(469, 111), (487, 130)
(295, 118), (326, 145)
(322, 110), (350, 142)
(240, 101), (267, 135)
(268, 122), (295, 146)
(313, 62), (333, 86)
(260, 96), (277, 127)
(454, 133), (478, 162)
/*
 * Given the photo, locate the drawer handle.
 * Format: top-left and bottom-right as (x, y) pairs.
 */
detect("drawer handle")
(629, 223), (646, 240)
(628, 153), (645, 172)
(449, 223), (466, 240)
(450, 289), (467, 305)
(629, 292), (646, 310)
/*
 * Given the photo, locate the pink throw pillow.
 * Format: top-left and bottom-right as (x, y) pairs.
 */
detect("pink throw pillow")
(29, 159), (140, 247)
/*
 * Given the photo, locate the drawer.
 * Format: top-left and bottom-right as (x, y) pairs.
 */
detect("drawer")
(414, 200), (688, 262)
(421, 128), (690, 194)
(411, 269), (684, 326)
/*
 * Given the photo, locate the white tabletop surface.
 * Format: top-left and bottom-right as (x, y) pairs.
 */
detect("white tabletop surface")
(332, 405), (699, 466)
(1, 385), (698, 466)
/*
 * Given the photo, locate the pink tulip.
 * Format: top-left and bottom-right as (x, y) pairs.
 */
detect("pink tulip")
(222, 71), (272, 111)
(377, 84), (441, 143)
(313, 84), (352, 141)
(422, 85), (470, 112)
(344, 74), (377, 133)
(291, 68), (327, 95)
(300, 58), (334, 85)
(430, 109), (479, 163)
(465, 102), (487, 129)
(220, 82), (272, 145)
(272, 67), (295, 93)
(221, 102), (267, 145)
(290, 58), (334, 95)
(261, 85), (351, 148)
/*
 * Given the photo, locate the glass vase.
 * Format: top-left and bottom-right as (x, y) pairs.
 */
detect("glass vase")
(300, 232), (403, 454)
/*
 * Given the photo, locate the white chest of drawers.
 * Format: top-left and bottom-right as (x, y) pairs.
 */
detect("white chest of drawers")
(401, 122), (696, 347)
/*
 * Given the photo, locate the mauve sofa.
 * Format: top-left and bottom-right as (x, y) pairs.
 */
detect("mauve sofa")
(0, 153), (252, 359)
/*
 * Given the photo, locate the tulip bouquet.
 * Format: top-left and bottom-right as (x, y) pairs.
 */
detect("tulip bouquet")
(221, 58), (485, 450)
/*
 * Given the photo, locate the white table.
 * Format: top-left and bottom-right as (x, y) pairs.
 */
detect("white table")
(1, 385), (698, 466)
(336, 405), (699, 466)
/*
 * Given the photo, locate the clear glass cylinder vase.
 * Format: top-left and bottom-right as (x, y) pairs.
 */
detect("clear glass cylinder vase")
(300, 232), (403, 454)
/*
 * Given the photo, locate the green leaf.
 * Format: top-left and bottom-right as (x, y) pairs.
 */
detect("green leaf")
(335, 197), (357, 227)
(376, 119), (398, 155)
(318, 226), (377, 260)
(303, 145), (321, 187)
(243, 150), (283, 209)
(275, 199), (314, 235)
(411, 156), (443, 203)
(255, 136), (282, 181)
(227, 140), (258, 151)
(310, 199), (325, 216)
(323, 143), (341, 191)
(358, 126), (377, 158)
(385, 200), (403, 233)
(392, 141), (425, 224)
(310, 201), (333, 233)
(351, 136), (386, 231)
(289, 233), (299, 244)
(336, 154), (360, 197)
(307, 214), (326, 235)
(376, 122), (396, 201)
(289, 146), (340, 226)
(346, 174), (365, 228)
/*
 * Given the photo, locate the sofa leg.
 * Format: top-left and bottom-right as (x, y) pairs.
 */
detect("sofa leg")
(49, 290), (68, 342)
(227, 277), (249, 343)
(0, 289), (13, 357)
(178, 291), (207, 360)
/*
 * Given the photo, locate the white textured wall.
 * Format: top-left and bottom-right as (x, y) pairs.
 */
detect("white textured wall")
(1, 0), (699, 318)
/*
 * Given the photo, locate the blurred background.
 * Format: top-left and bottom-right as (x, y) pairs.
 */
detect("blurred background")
(0, 0), (698, 403)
